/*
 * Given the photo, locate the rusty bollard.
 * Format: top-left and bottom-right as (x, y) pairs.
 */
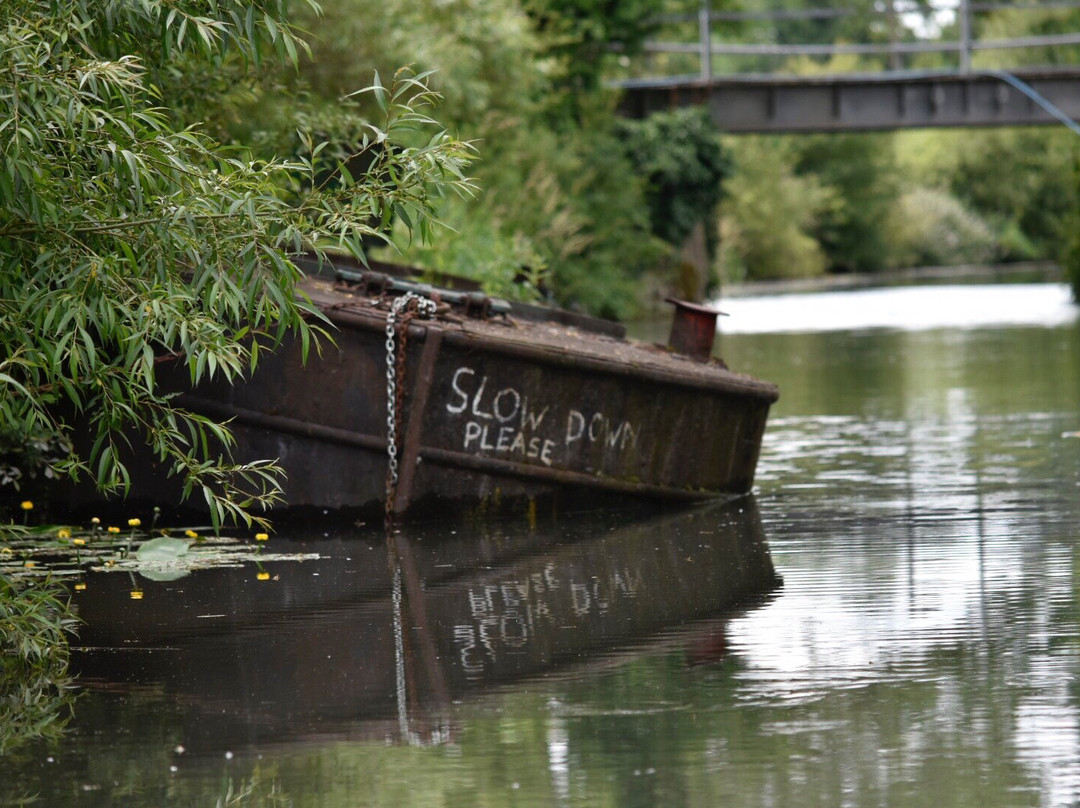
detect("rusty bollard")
(665, 298), (726, 362)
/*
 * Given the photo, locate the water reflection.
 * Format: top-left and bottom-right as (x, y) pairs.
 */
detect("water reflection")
(721, 285), (1080, 807)
(67, 500), (779, 755)
(0, 577), (77, 756)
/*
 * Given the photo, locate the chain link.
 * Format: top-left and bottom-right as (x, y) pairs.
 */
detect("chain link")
(385, 292), (437, 518)
(391, 560), (412, 742)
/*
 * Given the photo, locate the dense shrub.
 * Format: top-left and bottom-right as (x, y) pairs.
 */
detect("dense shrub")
(885, 189), (999, 268)
(716, 138), (831, 282)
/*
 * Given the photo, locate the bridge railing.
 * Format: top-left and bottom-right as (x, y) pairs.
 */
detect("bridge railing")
(641, 1), (1080, 80)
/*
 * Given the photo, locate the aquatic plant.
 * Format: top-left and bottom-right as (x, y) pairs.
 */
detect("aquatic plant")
(0, 516), (318, 583)
(215, 774), (292, 807)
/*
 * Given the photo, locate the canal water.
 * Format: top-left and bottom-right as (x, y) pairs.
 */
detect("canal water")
(4, 281), (1080, 807)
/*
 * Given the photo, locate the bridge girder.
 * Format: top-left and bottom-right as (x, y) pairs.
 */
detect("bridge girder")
(619, 69), (1080, 133)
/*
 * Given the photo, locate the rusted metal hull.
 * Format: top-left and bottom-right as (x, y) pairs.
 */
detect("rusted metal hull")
(155, 277), (778, 517)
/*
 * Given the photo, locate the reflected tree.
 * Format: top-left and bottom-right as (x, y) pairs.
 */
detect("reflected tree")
(0, 574), (77, 755)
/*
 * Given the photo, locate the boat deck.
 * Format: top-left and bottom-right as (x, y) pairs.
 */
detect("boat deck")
(304, 277), (779, 403)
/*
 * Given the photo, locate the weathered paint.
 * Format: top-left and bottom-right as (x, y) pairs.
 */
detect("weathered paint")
(127, 277), (778, 517)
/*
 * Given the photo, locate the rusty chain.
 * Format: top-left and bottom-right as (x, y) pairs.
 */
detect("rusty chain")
(385, 292), (437, 521)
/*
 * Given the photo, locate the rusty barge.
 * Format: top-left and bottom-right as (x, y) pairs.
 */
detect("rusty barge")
(163, 259), (779, 517)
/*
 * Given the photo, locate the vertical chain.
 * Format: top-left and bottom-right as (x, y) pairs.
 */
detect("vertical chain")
(385, 292), (437, 520)
(384, 291), (438, 746)
(391, 560), (412, 743)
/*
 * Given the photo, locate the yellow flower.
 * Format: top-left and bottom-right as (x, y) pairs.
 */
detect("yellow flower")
(256, 571), (270, 581)
(184, 529), (198, 539)
(58, 529), (71, 540)
(130, 589), (144, 600)
(127, 518), (141, 527)
(73, 537), (86, 547)
(20, 501), (32, 511)
(24, 560), (35, 568)
(255, 533), (269, 542)
(91, 517), (100, 525)
(74, 582), (87, 592)
(107, 526), (120, 534)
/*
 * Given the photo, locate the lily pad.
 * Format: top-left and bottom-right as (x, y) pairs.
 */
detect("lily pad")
(135, 537), (193, 563)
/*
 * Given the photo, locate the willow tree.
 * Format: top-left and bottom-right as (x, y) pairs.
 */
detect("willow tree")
(0, 0), (474, 527)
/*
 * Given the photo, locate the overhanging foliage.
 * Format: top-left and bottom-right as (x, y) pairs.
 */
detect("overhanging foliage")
(0, 0), (474, 527)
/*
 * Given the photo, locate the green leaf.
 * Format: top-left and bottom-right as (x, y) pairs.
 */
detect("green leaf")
(135, 536), (193, 563)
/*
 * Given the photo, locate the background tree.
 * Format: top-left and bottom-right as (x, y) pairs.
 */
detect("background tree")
(520, 0), (660, 101)
(1064, 156), (1080, 300)
(282, 0), (668, 317)
(717, 137), (832, 282)
(793, 133), (900, 273)
(618, 107), (732, 251)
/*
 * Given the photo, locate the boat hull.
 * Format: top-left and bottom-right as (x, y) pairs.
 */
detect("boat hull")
(162, 283), (777, 516)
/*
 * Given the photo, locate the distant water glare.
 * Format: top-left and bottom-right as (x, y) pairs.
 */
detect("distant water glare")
(714, 283), (1078, 333)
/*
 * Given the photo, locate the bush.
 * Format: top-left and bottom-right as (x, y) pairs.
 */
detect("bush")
(0, 2), (473, 527)
(717, 138), (831, 281)
(617, 107), (732, 250)
(885, 188), (998, 268)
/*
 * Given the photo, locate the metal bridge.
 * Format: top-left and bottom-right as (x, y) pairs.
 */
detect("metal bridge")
(618, 2), (1080, 133)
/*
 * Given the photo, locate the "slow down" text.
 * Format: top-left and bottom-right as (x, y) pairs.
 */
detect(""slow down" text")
(445, 366), (639, 467)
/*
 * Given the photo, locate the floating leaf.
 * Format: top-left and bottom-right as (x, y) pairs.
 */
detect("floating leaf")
(135, 537), (193, 563)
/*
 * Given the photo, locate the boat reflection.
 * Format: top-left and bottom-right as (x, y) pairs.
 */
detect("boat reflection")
(73, 499), (780, 750)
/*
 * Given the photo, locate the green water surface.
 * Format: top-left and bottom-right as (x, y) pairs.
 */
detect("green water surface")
(4, 284), (1080, 807)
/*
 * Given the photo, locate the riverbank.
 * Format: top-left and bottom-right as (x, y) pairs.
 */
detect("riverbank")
(714, 260), (1062, 299)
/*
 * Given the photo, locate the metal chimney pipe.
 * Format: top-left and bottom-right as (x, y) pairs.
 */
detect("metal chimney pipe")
(666, 298), (725, 362)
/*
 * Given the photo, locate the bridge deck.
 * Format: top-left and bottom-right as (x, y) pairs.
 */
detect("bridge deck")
(619, 68), (1080, 133)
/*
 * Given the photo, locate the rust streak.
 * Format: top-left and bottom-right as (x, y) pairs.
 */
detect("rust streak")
(394, 328), (443, 515)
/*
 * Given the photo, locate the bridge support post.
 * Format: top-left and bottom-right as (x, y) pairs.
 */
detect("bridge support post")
(699, 1), (712, 82)
(959, 0), (972, 73)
